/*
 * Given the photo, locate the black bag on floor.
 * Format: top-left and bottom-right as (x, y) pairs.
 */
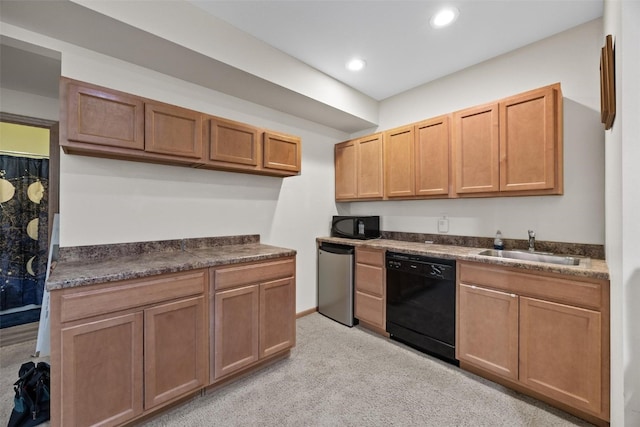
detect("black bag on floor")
(7, 361), (50, 427)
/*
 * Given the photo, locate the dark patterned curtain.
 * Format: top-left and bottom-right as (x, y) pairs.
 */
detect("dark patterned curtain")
(0, 154), (49, 327)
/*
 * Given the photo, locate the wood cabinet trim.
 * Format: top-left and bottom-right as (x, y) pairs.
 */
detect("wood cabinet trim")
(499, 84), (561, 192)
(457, 283), (519, 380)
(384, 125), (416, 198)
(144, 296), (207, 409)
(263, 131), (301, 173)
(212, 257), (295, 291)
(335, 133), (384, 201)
(355, 247), (384, 266)
(334, 83), (563, 201)
(60, 312), (144, 426)
(60, 269), (207, 323)
(414, 114), (451, 197)
(65, 80), (145, 151)
(355, 290), (385, 329)
(214, 284), (260, 379)
(145, 102), (203, 159)
(335, 139), (358, 200)
(456, 260), (609, 422)
(207, 117), (260, 166)
(458, 261), (604, 310)
(453, 102), (500, 194)
(61, 77), (301, 178)
(519, 296), (602, 414)
(259, 277), (296, 357)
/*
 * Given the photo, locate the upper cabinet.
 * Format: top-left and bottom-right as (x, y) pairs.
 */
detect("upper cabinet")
(145, 102), (203, 160)
(414, 115), (451, 197)
(60, 78), (301, 177)
(499, 85), (562, 193)
(65, 80), (145, 151)
(263, 131), (302, 174)
(453, 103), (500, 194)
(453, 83), (563, 197)
(334, 82), (563, 201)
(335, 133), (383, 201)
(202, 117), (301, 176)
(206, 117), (260, 170)
(384, 126), (415, 198)
(383, 115), (451, 199)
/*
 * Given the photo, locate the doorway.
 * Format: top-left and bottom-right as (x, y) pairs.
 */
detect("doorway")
(0, 115), (59, 337)
(0, 38), (61, 343)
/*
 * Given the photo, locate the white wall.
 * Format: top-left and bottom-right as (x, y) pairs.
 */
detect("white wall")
(59, 54), (344, 313)
(0, 23), (345, 314)
(0, 87), (59, 121)
(348, 19), (605, 245)
(604, 0), (640, 425)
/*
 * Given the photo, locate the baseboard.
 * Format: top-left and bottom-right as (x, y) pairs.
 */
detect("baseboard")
(0, 322), (39, 347)
(296, 307), (318, 318)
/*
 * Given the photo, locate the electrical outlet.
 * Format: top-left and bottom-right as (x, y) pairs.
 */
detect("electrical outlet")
(438, 216), (449, 233)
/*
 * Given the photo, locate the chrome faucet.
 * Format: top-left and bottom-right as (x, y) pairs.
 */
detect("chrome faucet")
(528, 230), (536, 252)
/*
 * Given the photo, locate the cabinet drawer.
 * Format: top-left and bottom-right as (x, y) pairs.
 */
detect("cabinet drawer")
(60, 270), (206, 323)
(355, 263), (384, 297)
(213, 258), (295, 290)
(355, 291), (384, 328)
(459, 262), (604, 310)
(355, 248), (384, 266)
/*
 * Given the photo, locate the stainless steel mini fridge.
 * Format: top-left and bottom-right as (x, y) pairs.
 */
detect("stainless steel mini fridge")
(317, 243), (355, 327)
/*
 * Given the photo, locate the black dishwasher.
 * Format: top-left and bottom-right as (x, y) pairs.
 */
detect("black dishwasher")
(386, 251), (457, 365)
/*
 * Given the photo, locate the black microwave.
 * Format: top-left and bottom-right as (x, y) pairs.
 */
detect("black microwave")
(331, 216), (380, 240)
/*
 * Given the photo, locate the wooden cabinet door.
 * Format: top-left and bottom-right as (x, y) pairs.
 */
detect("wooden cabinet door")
(144, 296), (207, 409)
(335, 140), (357, 200)
(208, 117), (259, 166)
(415, 115), (450, 196)
(145, 102), (203, 159)
(355, 291), (385, 330)
(263, 132), (301, 173)
(356, 133), (384, 199)
(66, 81), (144, 150)
(384, 125), (415, 198)
(453, 103), (499, 194)
(354, 248), (385, 329)
(60, 312), (143, 427)
(500, 85), (560, 192)
(259, 277), (295, 358)
(457, 284), (518, 380)
(519, 297), (602, 415)
(214, 285), (260, 379)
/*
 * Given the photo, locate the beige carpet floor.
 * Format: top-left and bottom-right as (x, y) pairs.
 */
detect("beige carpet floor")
(1, 313), (593, 426)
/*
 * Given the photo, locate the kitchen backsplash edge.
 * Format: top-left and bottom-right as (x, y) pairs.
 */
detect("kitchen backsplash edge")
(57, 235), (261, 262)
(380, 231), (605, 260)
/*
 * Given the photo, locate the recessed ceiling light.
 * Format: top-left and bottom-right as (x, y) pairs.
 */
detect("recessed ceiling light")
(346, 58), (366, 71)
(430, 7), (459, 28)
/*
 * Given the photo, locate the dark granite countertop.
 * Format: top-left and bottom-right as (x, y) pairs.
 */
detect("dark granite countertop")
(47, 236), (296, 291)
(317, 236), (609, 281)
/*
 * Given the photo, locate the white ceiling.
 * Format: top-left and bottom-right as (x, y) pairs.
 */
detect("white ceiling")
(189, 0), (603, 100)
(0, 0), (603, 132)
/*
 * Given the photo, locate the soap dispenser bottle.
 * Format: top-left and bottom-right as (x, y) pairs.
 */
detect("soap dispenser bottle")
(494, 230), (504, 250)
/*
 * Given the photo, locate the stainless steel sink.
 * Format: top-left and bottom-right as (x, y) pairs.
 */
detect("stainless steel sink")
(478, 249), (582, 266)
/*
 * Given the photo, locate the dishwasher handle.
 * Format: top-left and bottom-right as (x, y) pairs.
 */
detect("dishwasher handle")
(319, 243), (354, 255)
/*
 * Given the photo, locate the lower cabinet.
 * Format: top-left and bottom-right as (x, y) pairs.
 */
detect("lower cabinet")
(457, 261), (609, 424)
(60, 312), (144, 427)
(211, 257), (296, 382)
(51, 270), (208, 427)
(354, 247), (386, 332)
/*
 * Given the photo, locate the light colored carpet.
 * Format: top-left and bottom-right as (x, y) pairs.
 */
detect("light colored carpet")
(144, 313), (592, 427)
(0, 339), (50, 426)
(1, 313), (593, 427)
